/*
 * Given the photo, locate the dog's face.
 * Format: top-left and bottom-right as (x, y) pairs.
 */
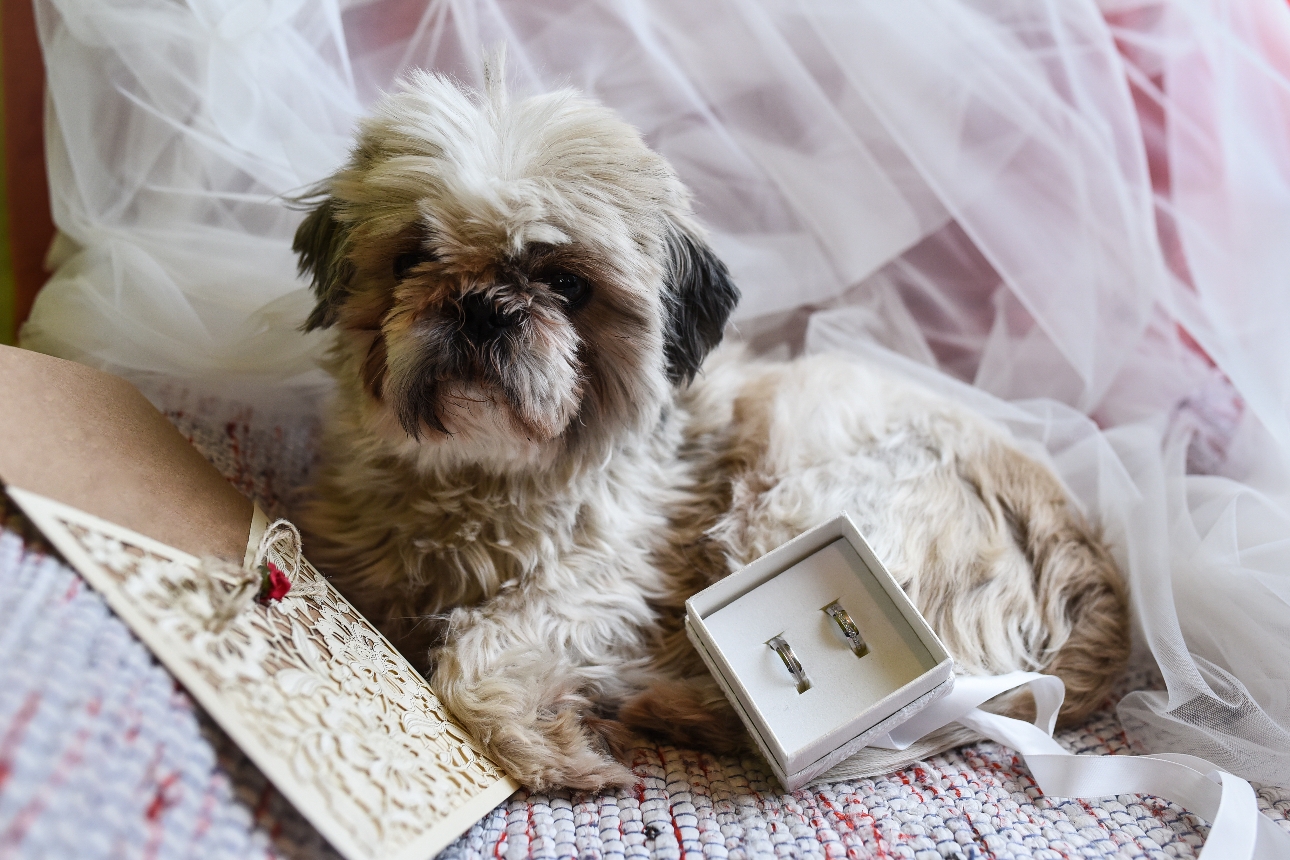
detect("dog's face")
(295, 72), (738, 472)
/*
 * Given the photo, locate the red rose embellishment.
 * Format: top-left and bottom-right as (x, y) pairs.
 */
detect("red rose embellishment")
(256, 561), (292, 604)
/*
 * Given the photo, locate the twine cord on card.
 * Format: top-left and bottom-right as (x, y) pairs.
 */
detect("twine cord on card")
(197, 517), (320, 633)
(252, 518), (303, 591)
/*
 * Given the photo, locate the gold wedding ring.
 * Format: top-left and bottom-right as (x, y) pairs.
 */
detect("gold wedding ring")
(767, 634), (811, 693)
(824, 600), (869, 657)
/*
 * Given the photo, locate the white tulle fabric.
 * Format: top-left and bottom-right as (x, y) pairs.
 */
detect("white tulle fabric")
(23, 0), (1290, 786)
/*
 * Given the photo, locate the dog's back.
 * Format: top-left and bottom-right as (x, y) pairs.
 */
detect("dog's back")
(641, 347), (1129, 733)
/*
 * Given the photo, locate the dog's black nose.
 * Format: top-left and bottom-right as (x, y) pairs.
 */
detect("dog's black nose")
(460, 292), (522, 343)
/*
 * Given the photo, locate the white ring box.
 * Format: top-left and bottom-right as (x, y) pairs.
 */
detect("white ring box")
(685, 512), (955, 790)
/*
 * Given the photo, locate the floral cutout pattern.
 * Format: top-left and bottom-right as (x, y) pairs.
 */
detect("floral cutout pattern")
(6, 487), (516, 860)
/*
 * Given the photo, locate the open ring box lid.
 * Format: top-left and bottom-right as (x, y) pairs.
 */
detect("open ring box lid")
(685, 512), (955, 790)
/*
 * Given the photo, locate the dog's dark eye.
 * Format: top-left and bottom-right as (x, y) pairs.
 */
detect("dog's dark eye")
(393, 251), (433, 280)
(548, 270), (591, 309)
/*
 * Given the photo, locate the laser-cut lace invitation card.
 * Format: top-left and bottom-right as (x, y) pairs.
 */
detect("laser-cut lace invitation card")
(0, 346), (518, 860)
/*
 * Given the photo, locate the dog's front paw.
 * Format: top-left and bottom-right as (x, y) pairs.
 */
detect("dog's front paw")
(486, 704), (637, 792)
(435, 662), (636, 792)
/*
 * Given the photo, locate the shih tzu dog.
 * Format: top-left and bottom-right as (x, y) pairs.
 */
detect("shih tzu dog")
(295, 69), (1129, 790)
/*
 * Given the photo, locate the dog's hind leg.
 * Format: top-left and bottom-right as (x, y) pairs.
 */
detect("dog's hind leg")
(961, 440), (1131, 726)
(616, 675), (745, 753)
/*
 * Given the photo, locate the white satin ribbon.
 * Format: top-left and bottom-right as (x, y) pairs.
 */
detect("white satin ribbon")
(867, 671), (1064, 750)
(866, 672), (1290, 860)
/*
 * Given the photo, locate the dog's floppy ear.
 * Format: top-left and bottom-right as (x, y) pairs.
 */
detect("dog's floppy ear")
(661, 222), (740, 385)
(293, 194), (353, 332)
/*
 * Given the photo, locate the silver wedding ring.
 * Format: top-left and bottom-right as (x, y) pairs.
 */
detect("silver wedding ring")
(767, 635), (811, 693)
(824, 600), (869, 657)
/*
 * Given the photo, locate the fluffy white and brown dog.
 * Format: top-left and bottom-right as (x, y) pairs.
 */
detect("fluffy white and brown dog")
(294, 70), (1129, 791)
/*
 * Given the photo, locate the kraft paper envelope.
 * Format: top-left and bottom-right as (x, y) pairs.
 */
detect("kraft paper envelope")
(0, 345), (251, 557)
(0, 345), (516, 860)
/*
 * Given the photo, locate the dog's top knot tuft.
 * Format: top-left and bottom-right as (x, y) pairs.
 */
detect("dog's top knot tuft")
(482, 46), (509, 108)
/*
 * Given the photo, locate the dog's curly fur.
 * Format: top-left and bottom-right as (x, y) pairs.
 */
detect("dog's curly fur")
(295, 69), (1130, 791)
